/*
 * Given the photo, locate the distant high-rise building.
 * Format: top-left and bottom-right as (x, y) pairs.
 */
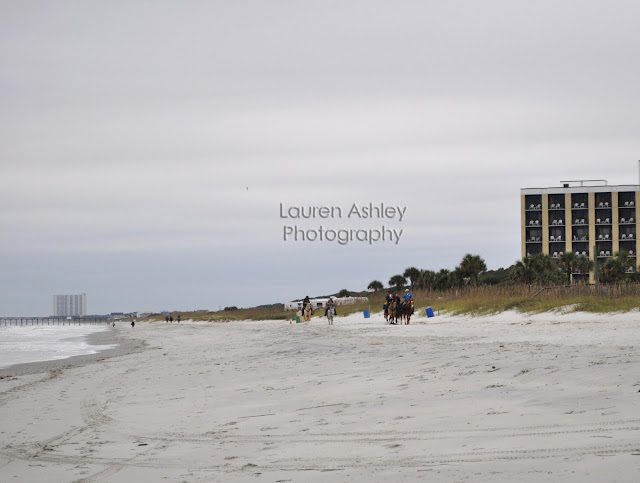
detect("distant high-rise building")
(53, 293), (87, 316)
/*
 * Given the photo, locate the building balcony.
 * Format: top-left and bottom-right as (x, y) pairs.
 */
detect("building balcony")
(572, 203), (587, 209)
(595, 218), (611, 224)
(616, 243), (636, 256)
(550, 220), (564, 226)
(619, 218), (635, 224)
(526, 204), (542, 210)
(596, 202), (611, 208)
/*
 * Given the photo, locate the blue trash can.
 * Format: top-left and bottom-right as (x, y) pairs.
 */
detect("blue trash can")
(363, 310), (370, 318)
(426, 307), (435, 318)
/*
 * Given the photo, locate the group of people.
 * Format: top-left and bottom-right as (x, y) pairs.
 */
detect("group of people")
(164, 314), (181, 323)
(302, 290), (417, 323)
(300, 295), (337, 319)
(384, 289), (414, 317)
(302, 295), (337, 317)
(301, 290), (416, 323)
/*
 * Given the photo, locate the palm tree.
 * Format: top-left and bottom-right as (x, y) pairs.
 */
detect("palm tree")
(449, 267), (466, 287)
(388, 274), (407, 291)
(434, 269), (451, 290)
(457, 254), (487, 286)
(574, 253), (594, 283)
(367, 280), (384, 292)
(602, 251), (634, 283)
(512, 257), (536, 284)
(558, 251), (578, 285)
(419, 269), (436, 290)
(512, 253), (564, 285)
(533, 253), (564, 285)
(403, 267), (421, 290)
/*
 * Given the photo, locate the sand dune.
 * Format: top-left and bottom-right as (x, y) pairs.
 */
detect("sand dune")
(1, 310), (639, 481)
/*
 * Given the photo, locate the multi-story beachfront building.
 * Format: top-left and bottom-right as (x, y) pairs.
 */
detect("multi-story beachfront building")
(521, 182), (639, 282)
(53, 293), (87, 316)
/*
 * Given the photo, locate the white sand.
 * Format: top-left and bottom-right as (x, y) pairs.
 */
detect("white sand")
(1, 310), (639, 481)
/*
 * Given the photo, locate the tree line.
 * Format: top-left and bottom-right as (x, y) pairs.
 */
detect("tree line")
(367, 251), (640, 292)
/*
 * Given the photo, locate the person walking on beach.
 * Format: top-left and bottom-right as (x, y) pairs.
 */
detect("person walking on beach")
(131, 320), (135, 328)
(169, 315), (173, 323)
(177, 314), (181, 323)
(165, 314), (169, 323)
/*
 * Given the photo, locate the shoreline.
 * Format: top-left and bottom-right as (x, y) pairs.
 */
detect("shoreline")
(0, 325), (145, 379)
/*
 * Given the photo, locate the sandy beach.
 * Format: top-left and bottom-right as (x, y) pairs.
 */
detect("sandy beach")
(0, 310), (639, 482)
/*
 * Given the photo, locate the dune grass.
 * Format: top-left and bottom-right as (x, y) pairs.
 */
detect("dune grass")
(416, 284), (640, 316)
(146, 284), (640, 322)
(147, 306), (296, 323)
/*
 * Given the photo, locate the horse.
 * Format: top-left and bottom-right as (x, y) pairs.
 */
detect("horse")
(402, 299), (415, 325)
(387, 300), (398, 324)
(303, 302), (312, 322)
(327, 306), (335, 325)
(396, 302), (404, 324)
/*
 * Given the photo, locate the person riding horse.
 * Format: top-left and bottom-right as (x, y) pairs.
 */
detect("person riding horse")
(404, 298), (415, 324)
(383, 290), (393, 317)
(302, 296), (313, 322)
(325, 297), (337, 324)
(400, 288), (413, 316)
(388, 292), (402, 324)
(325, 296), (337, 317)
(393, 292), (402, 309)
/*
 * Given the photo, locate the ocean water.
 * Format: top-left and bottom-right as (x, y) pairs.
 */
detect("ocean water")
(0, 325), (116, 369)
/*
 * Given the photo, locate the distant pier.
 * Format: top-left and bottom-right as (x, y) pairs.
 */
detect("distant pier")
(0, 316), (111, 326)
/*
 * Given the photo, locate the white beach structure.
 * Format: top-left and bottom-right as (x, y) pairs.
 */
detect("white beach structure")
(284, 296), (368, 311)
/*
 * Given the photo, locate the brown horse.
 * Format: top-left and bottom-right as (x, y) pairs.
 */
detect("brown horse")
(387, 300), (398, 324)
(402, 299), (415, 325)
(303, 302), (312, 322)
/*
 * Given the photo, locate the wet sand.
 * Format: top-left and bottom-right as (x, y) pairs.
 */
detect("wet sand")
(0, 325), (144, 378)
(0, 312), (639, 481)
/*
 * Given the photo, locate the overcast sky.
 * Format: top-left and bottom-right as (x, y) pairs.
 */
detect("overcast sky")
(1, 1), (639, 316)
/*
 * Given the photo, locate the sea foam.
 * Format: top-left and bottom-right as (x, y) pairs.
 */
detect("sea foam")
(0, 325), (115, 369)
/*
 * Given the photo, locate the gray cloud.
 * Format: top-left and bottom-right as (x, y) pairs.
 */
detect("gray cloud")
(2, 1), (640, 315)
